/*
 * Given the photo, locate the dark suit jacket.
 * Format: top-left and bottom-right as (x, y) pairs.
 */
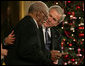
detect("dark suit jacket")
(51, 27), (62, 51)
(51, 27), (63, 65)
(39, 26), (62, 65)
(6, 16), (53, 65)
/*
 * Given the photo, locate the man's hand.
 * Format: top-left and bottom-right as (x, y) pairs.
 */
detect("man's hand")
(1, 44), (8, 56)
(51, 50), (62, 62)
(51, 50), (68, 64)
(4, 30), (15, 45)
(53, 60), (58, 64)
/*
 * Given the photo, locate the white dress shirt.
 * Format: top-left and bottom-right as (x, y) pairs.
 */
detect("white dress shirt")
(42, 25), (51, 44)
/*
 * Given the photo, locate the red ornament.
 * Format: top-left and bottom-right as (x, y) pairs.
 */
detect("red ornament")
(72, 12), (75, 16)
(67, 1), (71, 3)
(61, 42), (64, 47)
(79, 33), (84, 37)
(78, 48), (81, 54)
(64, 54), (69, 59)
(65, 54), (69, 58)
(80, 41), (83, 44)
(67, 12), (71, 15)
(76, 6), (81, 10)
(78, 48), (81, 52)
(63, 39), (66, 41)
(69, 43), (72, 46)
(71, 59), (75, 62)
(78, 27), (84, 29)
(77, 6), (80, 9)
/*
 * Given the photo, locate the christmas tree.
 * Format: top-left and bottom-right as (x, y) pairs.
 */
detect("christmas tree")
(44, 1), (84, 65)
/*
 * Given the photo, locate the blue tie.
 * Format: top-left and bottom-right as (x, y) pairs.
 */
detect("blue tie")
(45, 28), (51, 50)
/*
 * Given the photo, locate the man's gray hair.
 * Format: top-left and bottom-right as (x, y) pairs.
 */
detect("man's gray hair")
(49, 5), (66, 23)
(28, 1), (48, 15)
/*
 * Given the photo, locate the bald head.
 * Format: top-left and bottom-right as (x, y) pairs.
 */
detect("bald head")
(28, 1), (49, 26)
(28, 1), (48, 15)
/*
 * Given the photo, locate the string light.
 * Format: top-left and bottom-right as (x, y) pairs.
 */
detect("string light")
(69, 48), (74, 50)
(80, 23), (84, 26)
(64, 62), (68, 65)
(71, 34), (74, 36)
(72, 17), (77, 19)
(56, 2), (58, 4)
(64, 21), (68, 24)
(79, 17), (81, 19)
(61, 27), (64, 29)
(73, 39), (76, 41)
(82, 39), (84, 41)
(70, 27), (74, 31)
(70, 15), (73, 17)
(75, 61), (78, 64)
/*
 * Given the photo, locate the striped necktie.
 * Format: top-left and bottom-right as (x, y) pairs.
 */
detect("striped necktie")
(45, 28), (51, 50)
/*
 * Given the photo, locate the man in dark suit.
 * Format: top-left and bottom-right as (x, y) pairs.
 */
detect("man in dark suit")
(39, 5), (66, 65)
(6, 1), (53, 65)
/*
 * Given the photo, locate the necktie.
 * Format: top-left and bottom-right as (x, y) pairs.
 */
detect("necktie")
(45, 28), (51, 50)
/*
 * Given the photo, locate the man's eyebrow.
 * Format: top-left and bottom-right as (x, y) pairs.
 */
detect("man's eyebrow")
(49, 14), (58, 21)
(53, 18), (57, 21)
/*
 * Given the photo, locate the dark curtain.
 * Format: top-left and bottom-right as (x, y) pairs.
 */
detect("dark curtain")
(1, 1), (19, 42)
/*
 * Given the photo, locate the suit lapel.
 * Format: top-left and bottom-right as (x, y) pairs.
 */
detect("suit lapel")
(39, 27), (46, 49)
(51, 27), (59, 50)
(51, 28), (55, 50)
(28, 16), (42, 49)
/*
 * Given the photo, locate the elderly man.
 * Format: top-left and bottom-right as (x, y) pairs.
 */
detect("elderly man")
(6, 1), (53, 65)
(39, 5), (66, 65)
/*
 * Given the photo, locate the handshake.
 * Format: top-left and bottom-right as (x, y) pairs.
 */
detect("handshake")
(51, 50), (68, 64)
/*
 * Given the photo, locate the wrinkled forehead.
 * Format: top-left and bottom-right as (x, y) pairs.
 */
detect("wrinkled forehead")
(49, 9), (62, 21)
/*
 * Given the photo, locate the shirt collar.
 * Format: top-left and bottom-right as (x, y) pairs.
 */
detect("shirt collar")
(33, 18), (39, 28)
(42, 24), (50, 30)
